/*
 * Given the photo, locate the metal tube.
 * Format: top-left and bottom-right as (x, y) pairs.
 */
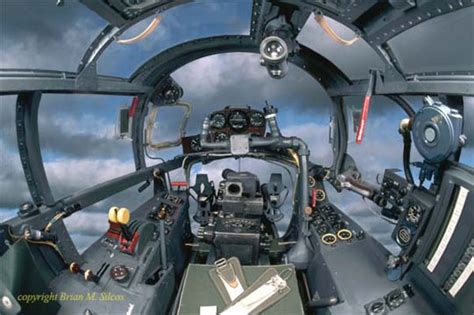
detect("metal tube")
(200, 116), (230, 149)
(159, 219), (167, 269)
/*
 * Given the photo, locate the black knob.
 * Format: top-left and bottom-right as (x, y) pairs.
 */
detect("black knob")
(17, 202), (39, 218)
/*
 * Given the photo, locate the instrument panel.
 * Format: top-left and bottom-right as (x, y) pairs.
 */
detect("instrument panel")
(209, 107), (266, 142)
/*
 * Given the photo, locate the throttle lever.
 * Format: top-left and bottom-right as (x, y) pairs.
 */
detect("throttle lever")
(337, 171), (375, 198)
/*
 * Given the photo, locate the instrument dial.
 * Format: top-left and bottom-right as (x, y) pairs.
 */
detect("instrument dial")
(308, 176), (316, 188)
(249, 112), (265, 127)
(210, 113), (226, 129)
(215, 132), (229, 142)
(315, 189), (326, 201)
(229, 111), (248, 130)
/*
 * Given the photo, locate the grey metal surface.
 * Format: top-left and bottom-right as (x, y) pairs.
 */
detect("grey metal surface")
(0, 69), (152, 96)
(49, 191), (190, 315)
(319, 237), (437, 315)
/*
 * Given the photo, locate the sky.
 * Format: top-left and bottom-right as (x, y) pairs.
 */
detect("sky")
(1, 1), (472, 253)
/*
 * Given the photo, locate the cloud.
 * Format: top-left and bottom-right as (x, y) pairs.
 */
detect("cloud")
(44, 158), (135, 198)
(171, 52), (334, 140)
(281, 122), (333, 165)
(0, 143), (32, 208)
(0, 1), (104, 71)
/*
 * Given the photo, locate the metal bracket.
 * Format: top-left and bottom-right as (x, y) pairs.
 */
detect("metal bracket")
(75, 62), (98, 91)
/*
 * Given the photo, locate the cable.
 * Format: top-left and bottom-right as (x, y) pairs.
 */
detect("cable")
(7, 227), (66, 261)
(314, 13), (359, 46)
(116, 16), (161, 45)
(44, 212), (65, 232)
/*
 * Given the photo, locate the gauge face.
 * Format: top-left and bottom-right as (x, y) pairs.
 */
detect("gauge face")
(210, 113), (226, 129)
(215, 132), (229, 142)
(249, 112), (265, 127)
(190, 137), (201, 152)
(308, 176), (316, 188)
(228, 111), (247, 130)
(315, 189), (326, 201)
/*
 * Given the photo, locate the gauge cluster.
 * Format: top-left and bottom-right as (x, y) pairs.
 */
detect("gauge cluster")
(181, 106), (267, 154)
(209, 107), (266, 142)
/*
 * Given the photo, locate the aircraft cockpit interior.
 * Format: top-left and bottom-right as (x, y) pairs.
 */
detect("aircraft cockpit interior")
(0, 1), (472, 315)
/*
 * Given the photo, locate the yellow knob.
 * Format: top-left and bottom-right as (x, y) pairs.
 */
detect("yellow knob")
(108, 207), (119, 223)
(117, 208), (130, 225)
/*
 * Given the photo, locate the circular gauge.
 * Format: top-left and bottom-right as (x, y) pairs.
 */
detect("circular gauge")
(215, 132), (229, 142)
(321, 233), (337, 245)
(249, 112), (265, 127)
(337, 229), (352, 241)
(228, 111), (248, 130)
(190, 137), (201, 152)
(308, 176), (316, 188)
(315, 189), (326, 201)
(210, 113), (226, 129)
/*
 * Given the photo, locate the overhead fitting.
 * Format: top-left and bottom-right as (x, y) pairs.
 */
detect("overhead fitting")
(259, 16), (298, 79)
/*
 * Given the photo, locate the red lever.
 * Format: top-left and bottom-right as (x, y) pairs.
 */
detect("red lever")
(171, 181), (188, 187)
(355, 70), (376, 144)
(128, 96), (139, 117)
(311, 188), (317, 208)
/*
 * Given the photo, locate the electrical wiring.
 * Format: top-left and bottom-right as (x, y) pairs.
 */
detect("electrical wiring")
(314, 13), (360, 46)
(7, 227), (66, 261)
(116, 15), (161, 45)
(44, 211), (65, 232)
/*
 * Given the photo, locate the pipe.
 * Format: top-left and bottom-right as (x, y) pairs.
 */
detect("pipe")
(285, 139), (313, 270)
(333, 97), (348, 176)
(264, 105), (282, 137)
(159, 219), (168, 269)
(200, 117), (230, 149)
(399, 118), (414, 185)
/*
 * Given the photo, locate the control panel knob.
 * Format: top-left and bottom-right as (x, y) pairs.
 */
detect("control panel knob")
(108, 206), (119, 223)
(110, 265), (130, 283)
(117, 208), (130, 225)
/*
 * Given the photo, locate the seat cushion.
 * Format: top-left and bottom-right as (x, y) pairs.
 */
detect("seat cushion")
(177, 263), (304, 315)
